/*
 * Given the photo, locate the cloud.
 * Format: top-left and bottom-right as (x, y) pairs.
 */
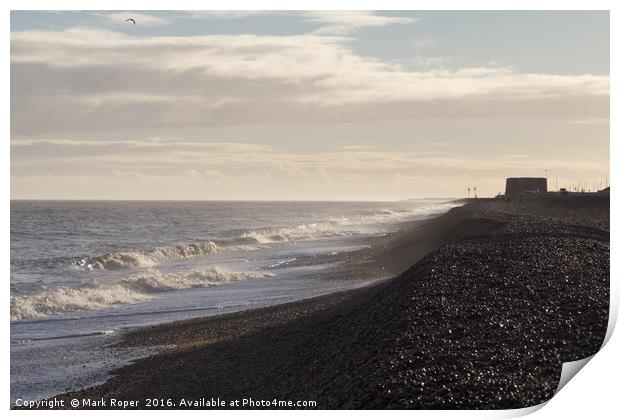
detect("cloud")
(11, 138), (269, 155)
(304, 11), (418, 35)
(410, 37), (436, 48)
(12, 136), (607, 175)
(171, 10), (416, 33)
(177, 11), (278, 20)
(568, 118), (610, 125)
(11, 27), (609, 136)
(97, 12), (170, 27)
(426, 141), (453, 148)
(339, 145), (376, 150)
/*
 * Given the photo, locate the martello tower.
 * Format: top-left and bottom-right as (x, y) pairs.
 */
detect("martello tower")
(505, 177), (547, 195)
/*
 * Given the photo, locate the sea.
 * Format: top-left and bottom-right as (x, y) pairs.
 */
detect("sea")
(10, 199), (458, 403)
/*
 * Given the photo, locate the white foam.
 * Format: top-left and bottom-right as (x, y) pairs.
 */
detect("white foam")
(78, 241), (224, 270)
(338, 202), (459, 226)
(241, 221), (355, 244)
(268, 257), (298, 268)
(72, 202), (459, 272)
(76, 239), (270, 271)
(123, 267), (274, 293)
(11, 267), (274, 320)
(10, 285), (149, 321)
(77, 251), (157, 270)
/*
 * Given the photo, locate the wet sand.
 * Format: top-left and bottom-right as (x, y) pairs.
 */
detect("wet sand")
(48, 194), (609, 409)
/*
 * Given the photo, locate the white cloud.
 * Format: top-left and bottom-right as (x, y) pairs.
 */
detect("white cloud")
(426, 141), (453, 148)
(11, 136), (607, 174)
(171, 10), (416, 34)
(410, 38), (436, 48)
(11, 27), (609, 136)
(177, 11), (277, 20)
(568, 118), (610, 125)
(304, 11), (418, 35)
(339, 145), (376, 150)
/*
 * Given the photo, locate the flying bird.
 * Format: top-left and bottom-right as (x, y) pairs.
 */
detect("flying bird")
(126, 18), (136, 25)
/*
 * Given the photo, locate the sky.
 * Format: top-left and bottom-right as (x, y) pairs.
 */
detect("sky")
(10, 10), (610, 200)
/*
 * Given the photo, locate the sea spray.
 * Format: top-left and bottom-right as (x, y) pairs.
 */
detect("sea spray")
(123, 267), (275, 293)
(11, 267), (274, 320)
(10, 285), (149, 321)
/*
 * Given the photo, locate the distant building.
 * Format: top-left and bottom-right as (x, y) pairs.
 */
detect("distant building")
(505, 177), (547, 195)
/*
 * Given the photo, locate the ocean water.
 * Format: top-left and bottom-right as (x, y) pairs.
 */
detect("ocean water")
(10, 199), (458, 402)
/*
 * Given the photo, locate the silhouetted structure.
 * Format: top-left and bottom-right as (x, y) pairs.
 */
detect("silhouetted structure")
(505, 177), (547, 195)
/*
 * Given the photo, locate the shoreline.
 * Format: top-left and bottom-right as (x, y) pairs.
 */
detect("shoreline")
(114, 201), (490, 349)
(36, 195), (610, 409)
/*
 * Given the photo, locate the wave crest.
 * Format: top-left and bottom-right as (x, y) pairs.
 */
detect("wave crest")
(72, 202), (459, 271)
(241, 222), (353, 244)
(123, 267), (274, 293)
(76, 241), (223, 270)
(10, 285), (148, 321)
(11, 267), (274, 320)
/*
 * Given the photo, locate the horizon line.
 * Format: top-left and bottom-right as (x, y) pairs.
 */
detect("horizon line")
(9, 197), (462, 203)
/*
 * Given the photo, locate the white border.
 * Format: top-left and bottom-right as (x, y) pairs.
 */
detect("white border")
(3, 1), (616, 419)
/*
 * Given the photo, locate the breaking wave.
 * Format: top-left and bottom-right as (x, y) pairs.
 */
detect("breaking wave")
(122, 267), (275, 293)
(240, 221), (355, 244)
(338, 203), (458, 225)
(74, 225), (356, 271)
(72, 202), (458, 271)
(11, 267), (274, 321)
(10, 285), (149, 321)
(11, 201), (461, 321)
(75, 241), (241, 271)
